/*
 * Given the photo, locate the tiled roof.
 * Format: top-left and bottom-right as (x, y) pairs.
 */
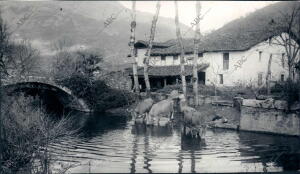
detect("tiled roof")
(127, 64), (209, 77)
(149, 29), (286, 56)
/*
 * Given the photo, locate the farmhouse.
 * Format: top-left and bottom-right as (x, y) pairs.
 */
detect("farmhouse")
(127, 29), (299, 91)
(126, 0), (300, 92)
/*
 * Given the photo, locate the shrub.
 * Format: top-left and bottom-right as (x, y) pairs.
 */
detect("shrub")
(57, 73), (136, 113)
(283, 79), (300, 109)
(1, 94), (77, 174)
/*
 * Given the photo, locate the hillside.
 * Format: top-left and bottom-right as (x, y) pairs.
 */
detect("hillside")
(151, 1), (300, 55)
(0, 1), (193, 71)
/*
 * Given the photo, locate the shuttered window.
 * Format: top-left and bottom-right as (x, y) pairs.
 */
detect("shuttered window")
(219, 74), (223, 84)
(161, 56), (166, 65)
(258, 73), (263, 86)
(223, 53), (229, 70)
(259, 51), (262, 62)
(173, 55), (178, 65)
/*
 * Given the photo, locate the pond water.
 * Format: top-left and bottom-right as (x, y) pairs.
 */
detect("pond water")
(50, 113), (300, 173)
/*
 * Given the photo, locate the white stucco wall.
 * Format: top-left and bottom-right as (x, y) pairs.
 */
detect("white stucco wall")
(135, 33), (297, 87)
(203, 34), (293, 87)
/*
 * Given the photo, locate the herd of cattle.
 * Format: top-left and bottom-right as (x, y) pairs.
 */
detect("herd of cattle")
(130, 90), (228, 139)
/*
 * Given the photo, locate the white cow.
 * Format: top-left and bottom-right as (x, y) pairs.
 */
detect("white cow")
(146, 90), (179, 126)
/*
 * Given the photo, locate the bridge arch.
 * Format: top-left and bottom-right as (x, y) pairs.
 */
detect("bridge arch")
(3, 82), (90, 113)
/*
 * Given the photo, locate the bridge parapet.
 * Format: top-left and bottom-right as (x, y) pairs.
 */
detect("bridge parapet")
(2, 76), (91, 112)
(3, 76), (73, 95)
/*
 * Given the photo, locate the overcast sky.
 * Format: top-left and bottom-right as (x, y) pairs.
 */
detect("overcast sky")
(120, 1), (277, 33)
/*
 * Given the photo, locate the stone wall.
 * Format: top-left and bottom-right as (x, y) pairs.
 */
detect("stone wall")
(240, 99), (300, 136)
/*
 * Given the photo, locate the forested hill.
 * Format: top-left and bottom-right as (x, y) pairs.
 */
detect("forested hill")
(202, 1), (300, 48)
(0, 1), (192, 70)
(156, 1), (300, 55)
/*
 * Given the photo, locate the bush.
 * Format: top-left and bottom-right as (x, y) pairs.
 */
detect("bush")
(283, 79), (300, 109)
(1, 94), (77, 174)
(57, 73), (136, 113)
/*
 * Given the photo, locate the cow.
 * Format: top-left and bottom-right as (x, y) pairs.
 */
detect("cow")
(132, 98), (154, 124)
(147, 98), (174, 126)
(181, 103), (205, 127)
(146, 90), (179, 126)
(179, 96), (206, 138)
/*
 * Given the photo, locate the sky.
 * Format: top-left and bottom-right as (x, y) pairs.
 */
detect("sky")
(120, 1), (277, 33)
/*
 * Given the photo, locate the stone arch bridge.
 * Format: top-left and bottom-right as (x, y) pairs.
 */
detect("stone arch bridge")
(2, 76), (90, 112)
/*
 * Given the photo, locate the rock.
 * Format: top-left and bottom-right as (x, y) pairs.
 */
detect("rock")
(260, 98), (275, 108)
(256, 95), (273, 100)
(242, 99), (262, 107)
(274, 100), (288, 110)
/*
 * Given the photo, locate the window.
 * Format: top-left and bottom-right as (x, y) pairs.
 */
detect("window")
(161, 56), (166, 65)
(281, 74), (284, 82)
(219, 74), (223, 84)
(223, 53), (229, 70)
(173, 55), (178, 64)
(259, 51), (262, 62)
(258, 73), (263, 86)
(281, 53), (285, 68)
(198, 53), (203, 57)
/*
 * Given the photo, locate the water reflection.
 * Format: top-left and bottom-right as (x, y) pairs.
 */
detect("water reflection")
(238, 131), (300, 171)
(50, 113), (300, 173)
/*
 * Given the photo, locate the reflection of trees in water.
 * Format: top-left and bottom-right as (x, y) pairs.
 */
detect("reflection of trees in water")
(130, 134), (138, 173)
(177, 150), (183, 173)
(144, 135), (153, 173)
(238, 131), (300, 171)
(130, 123), (173, 173)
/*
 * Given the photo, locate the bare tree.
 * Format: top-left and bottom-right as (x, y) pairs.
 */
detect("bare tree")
(269, 4), (300, 80)
(6, 40), (40, 81)
(193, 2), (201, 105)
(174, 1), (187, 97)
(129, 1), (140, 93)
(266, 54), (273, 95)
(144, 1), (161, 95)
(0, 8), (11, 169)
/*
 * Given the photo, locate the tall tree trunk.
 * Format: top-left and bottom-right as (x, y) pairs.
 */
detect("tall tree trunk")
(266, 54), (273, 95)
(174, 1), (187, 97)
(0, 69), (2, 168)
(130, 1), (140, 93)
(144, 1), (161, 95)
(193, 2), (201, 106)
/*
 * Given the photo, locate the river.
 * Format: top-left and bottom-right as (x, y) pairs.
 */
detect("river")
(49, 113), (300, 173)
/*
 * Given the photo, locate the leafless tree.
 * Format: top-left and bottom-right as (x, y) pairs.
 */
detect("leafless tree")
(144, 1), (161, 95)
(269, 3), (300, 80)
(6, 40), (40, 81)
(129, 1), (140, 93)
(174, 1), (187, 98)
(0, 8), (11, 169)
(193, 1), (201, 105)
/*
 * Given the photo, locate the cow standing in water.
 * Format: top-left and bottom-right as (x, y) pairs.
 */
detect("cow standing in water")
(133, 98), (154, 124)
(179, 95), (206, 138)
(146, 90), (179, 126)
